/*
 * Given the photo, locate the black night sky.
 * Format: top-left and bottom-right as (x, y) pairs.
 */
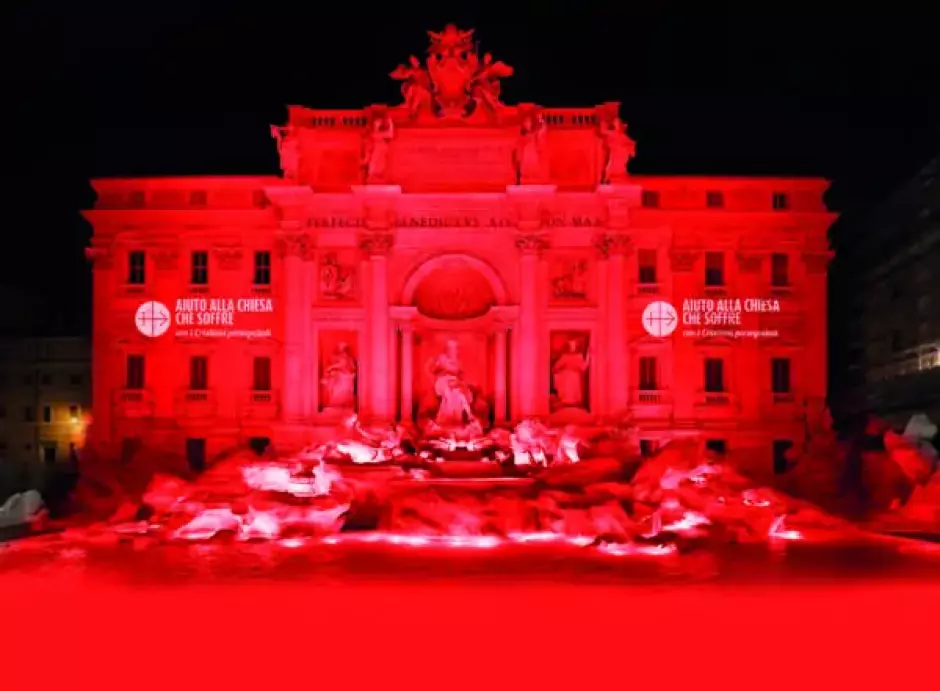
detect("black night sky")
(2, 5), (939, 337)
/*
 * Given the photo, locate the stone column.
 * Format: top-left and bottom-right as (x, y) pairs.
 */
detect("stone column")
(151, 245), (181, 420)
(596, 185), (640, 416)
(597, 234), (631, 412)
(802, 251), (832, 416)
(515, 233), (547, 418)
(400, 322), (414, 423)
(276, 225), (310, 422)
(493, 326), (508, 422)
(507, 184), (555, 419)
(85, 244), (116, 445)
(736, 251), (764, 419)
(360, 232), (394, 420)
(301, 250), (317, 417)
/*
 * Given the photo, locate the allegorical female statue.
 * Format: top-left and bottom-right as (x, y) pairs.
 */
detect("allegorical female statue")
(426, 340), (476, 428)
(321, 342), (357, 410)
(552, 339), (590, 409)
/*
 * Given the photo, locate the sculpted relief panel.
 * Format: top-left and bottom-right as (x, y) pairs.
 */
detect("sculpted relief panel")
(318, 252), (358, 302)
(550, 255), (592, 303)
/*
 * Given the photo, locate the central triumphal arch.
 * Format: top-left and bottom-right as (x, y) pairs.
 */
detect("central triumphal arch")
(269, 24), (639, 441)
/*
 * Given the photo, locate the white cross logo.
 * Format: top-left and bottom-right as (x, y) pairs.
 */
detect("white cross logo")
(641, 300), (678, 337)
(135, 301), (171, 338)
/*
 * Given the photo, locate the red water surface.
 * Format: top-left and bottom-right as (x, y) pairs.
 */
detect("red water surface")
(2, 547), (939, 689)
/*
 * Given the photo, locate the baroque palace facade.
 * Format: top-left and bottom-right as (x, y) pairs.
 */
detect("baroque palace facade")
(84, 26), (834, 476)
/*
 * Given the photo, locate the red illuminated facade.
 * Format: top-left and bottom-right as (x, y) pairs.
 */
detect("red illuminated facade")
(84, 26), (835, 477)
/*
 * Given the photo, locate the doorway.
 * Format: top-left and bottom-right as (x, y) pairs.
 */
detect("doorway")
(248, 437), (270, 456)
(185, 438), (207, 472)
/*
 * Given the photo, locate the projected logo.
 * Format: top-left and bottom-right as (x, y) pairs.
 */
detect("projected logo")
(135, 301), (171, 338)
(641, 300), (678, 338)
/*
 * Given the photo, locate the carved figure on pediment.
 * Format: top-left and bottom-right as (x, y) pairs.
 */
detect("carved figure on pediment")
(515, 232), (548, 255)
(470, 52), (514, 115)
(319, 253), (356, 300)
(321, 342), (357, 410)
(270, 125), (300, 182)
(552, 259), (589, 300)
(552, 339), (590, 410)
(390, 56), (433, 119)
(513, 108), (548, 185)
(597, 104), (636, 185)
(276, 232), (310, 259)
(359, 232), (395, 257)
(361, 110), (395, 184)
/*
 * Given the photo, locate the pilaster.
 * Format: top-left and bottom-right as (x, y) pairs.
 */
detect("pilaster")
(353, 185), (401, 422)
(276, 223), (313, 423)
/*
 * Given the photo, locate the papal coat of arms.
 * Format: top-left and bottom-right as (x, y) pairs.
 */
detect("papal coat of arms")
(390, 25), (513, 120)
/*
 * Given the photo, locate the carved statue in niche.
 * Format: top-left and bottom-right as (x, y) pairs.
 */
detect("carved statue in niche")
(552, 259), (589, 300)
(389, 56), (433, 119)
(597, 104), (636, 185)
(423, 339), (484, 436)
(319, 253), (356, 300)
(321, 342), (357, 411)
(270, 125), (300, 182)
(551, 337), (590, 411)
(513, 107), (547, 185)
(361, 109), (395, 184)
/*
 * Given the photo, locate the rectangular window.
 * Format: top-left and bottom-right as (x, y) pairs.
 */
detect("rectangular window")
(69, 405), (79, 420)
(23, 407), (34, 423)
(638, 356), (658, 390)
(773, 440), (794, 474)
(191, 250), (209, 285)
(641, 190), (660, 208)
(637, 249), (657, 284)
(704, 252), (725, 287)
(43, 445), (57, 464)
(771, 358), (791, 393)
(706, 191), (724, 208)
(772, 192), (789, 210)
(254, 251), (271, 285)
(771, 253), (789, 287)
(704, 358), (725, 392)
(189, 356), (208, 390)
(69, 374), (83, 386)
(42, 406), (51, 423)
(126, 355), (145, 389)
(40, 374), (52, 386)
(128, 251), (146, 284)
(253, 356), (272, 391)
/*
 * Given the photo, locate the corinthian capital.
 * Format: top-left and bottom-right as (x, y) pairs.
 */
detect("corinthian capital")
(359, 231), (395, 257)
(275, 230), (312, 259)
(515, 232), (549, 255)
(593, 232), (631, 257)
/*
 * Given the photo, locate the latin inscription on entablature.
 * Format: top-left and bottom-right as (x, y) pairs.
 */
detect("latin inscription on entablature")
(389, 130), (516, 191)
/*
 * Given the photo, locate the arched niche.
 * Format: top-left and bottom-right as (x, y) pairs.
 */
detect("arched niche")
(400, 253), (508, 320)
